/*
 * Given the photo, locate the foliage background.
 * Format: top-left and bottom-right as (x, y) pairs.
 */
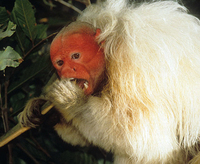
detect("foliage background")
(0, 0), (199, 164)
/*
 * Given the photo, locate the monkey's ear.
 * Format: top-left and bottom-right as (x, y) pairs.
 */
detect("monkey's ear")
(95, 28), (105, 46)
(95, 28), (101, 38)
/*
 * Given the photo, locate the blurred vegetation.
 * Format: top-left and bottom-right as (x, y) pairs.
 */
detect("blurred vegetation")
(0, 0), (199, 164)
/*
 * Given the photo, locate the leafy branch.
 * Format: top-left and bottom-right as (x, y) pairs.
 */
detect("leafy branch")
(0, 0), (113, 163)
(0, 0), (53, 163)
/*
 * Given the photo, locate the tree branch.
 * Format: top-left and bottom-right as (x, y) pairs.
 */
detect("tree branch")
(0, 102), (54, 147)
(55, 0), (82, 14)
(17, 143), (40, 164)
(23, 32), (58, 59)
(74, 0), (91, 7)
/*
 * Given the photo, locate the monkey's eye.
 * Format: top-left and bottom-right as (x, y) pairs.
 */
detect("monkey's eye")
(71, 53), (80, 60)
(56, 60), (64, 66)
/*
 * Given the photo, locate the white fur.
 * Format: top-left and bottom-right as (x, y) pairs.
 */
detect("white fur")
(53, 1), (200, 163)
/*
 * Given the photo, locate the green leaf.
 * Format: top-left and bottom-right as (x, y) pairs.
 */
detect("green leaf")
(0, 7), (9, 24)
(15, 26), (32, 54)
(8, 53), (52, 94)
(0, 46), (22, 71)
(35, 24), (48, 40)
(10, 7), (26, 53)
(12, 0), (36, 44)
(0, 21), (16, 40)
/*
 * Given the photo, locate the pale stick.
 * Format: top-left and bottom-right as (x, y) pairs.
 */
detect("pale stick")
(0, 101), (54, 147)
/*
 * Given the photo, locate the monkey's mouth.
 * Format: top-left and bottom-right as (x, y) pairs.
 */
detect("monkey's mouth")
(69, 78), (89, 91)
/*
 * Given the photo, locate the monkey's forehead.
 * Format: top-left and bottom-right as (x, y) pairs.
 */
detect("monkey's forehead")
(50, 33), (100, 59)
(52, 32), (97, 48)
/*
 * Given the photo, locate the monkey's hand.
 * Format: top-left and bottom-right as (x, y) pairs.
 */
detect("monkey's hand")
(18, 98), (47, 128)
(44, 79), (87, 112)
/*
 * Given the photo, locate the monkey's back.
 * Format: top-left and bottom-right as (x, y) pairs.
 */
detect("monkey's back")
(78, 1), (200, 163)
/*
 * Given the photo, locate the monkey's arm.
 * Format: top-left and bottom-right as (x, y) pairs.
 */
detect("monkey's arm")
(45, 79), (118, 151)
(17, 84), (90, 147)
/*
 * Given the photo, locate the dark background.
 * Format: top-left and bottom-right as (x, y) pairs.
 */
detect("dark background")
(0, 0), (199, 164)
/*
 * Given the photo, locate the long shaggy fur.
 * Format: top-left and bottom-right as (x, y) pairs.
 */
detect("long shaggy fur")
(73, 0), (200, 163)
(19, 1), (200, 164)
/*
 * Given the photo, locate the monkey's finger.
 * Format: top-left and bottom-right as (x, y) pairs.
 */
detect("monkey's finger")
(0, 102), (54, 147)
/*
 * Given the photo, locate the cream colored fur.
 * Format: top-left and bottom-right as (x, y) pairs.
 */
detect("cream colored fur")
(23, 0), (200, 163)
(76, 0), (200, 163)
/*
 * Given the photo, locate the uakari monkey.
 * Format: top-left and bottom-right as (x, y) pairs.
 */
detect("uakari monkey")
(18, 0), (200, 163)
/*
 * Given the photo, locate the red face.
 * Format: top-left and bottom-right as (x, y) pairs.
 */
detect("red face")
(50, 29), (105, 95)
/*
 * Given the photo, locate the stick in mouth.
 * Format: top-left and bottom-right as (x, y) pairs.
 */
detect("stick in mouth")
(69, 78), (89, 90)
